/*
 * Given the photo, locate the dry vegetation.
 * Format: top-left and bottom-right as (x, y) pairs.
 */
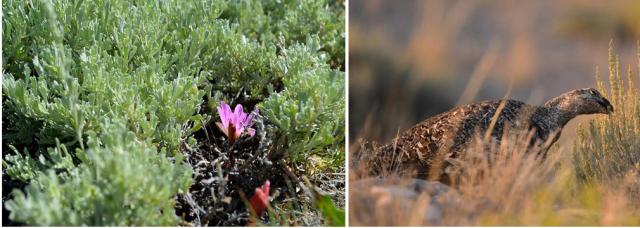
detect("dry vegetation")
(349, 42), (640, 226)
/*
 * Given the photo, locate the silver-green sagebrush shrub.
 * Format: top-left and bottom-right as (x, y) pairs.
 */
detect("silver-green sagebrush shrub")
(5, 123), (192, 226)
(261, 43), (345, 171)
(3, 0), (201, 225)
(3, 0), (207, 155)
(223, 0), (345, 68)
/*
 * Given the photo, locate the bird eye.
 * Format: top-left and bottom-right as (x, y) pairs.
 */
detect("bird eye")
(590, 90), (597, 95)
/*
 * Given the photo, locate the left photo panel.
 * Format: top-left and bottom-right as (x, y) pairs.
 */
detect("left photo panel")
(2, 0), (345, 226)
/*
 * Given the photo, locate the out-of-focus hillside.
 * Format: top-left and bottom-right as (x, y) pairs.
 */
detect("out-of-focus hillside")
(349, 0), (640, 147)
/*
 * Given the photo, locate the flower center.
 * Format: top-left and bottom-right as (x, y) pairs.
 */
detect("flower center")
(228, 123), (237, 144)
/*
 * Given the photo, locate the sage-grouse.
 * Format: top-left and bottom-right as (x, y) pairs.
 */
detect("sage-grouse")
(369, 88), (613, 179)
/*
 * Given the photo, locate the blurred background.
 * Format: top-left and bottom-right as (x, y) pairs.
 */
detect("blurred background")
(349, 0), (640, 148)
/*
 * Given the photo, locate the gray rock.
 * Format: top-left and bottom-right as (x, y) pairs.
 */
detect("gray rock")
(349, 177), (464, 225)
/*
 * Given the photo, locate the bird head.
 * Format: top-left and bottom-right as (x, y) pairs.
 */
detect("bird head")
(544, 88), (614, 115)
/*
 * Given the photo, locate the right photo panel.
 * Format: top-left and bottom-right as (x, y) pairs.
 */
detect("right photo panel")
(349, 0), (640, 226)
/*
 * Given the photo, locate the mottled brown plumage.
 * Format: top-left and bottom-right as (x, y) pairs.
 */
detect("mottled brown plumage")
(369, 88), (613, 178)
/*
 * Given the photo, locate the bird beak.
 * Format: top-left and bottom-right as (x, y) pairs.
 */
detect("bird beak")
(598, 97), (614, 113)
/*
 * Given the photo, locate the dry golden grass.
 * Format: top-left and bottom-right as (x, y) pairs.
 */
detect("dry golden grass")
(349, 42), (640, 226)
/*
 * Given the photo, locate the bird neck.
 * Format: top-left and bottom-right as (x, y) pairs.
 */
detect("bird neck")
(539, 107), (575, 129)
(538, 98), (580, 130)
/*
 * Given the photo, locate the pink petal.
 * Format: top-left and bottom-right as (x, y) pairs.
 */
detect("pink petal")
(244, 112), (253, 127)
(215, 122), (228, 137)
(233, 104), (244, 126)
(238, 111), (248, 127)
(249, 180), (271, 216)
(217, 105), (225, 124)
(243, 108), (258, 129)
(225, 103), (233, 124)
(234, 104), (244, 117)
(218, 102), (231, 128)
